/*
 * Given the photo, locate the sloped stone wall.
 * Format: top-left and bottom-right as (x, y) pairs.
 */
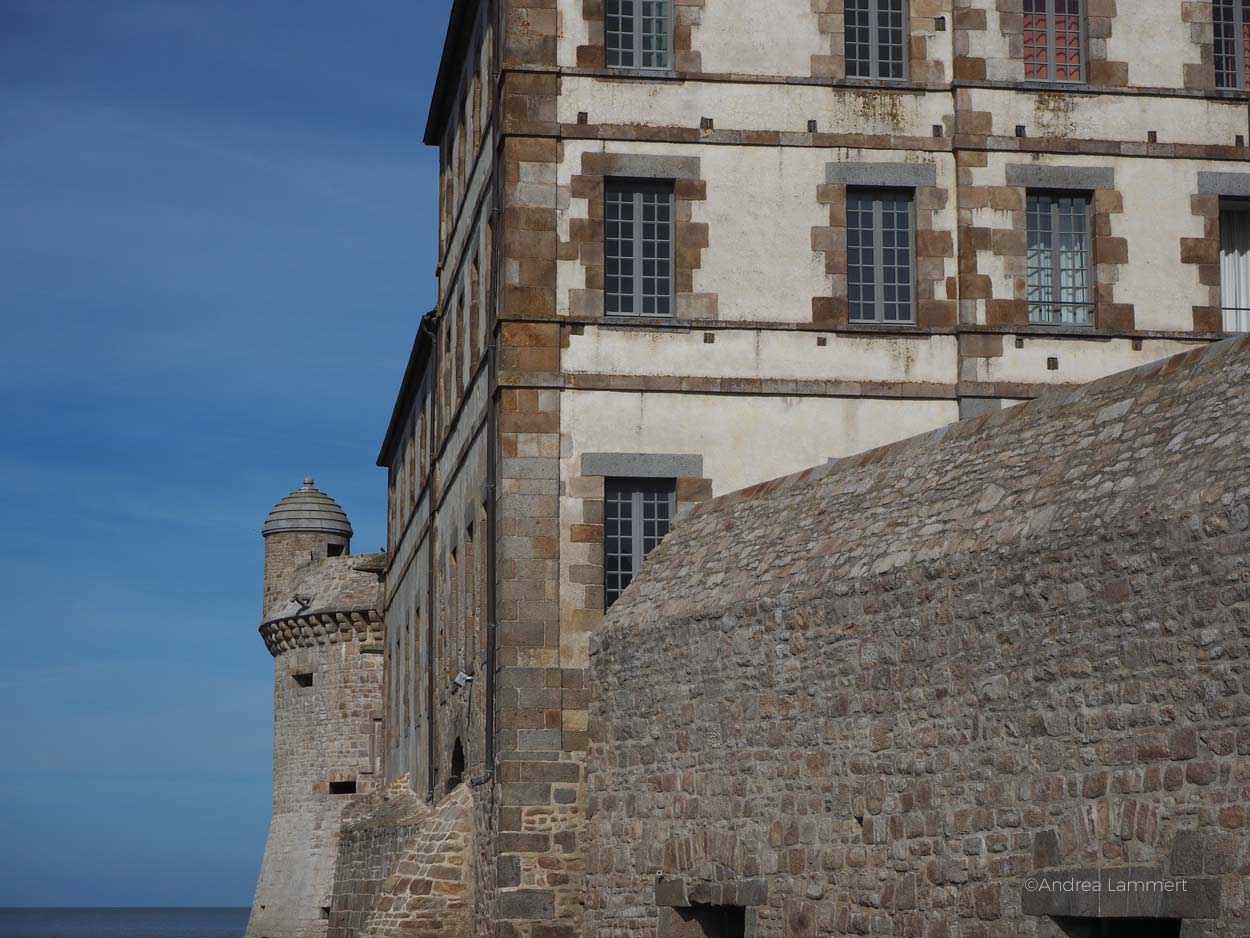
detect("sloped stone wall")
(328, 781), (478, 938)
(586, 338), (1250, 937)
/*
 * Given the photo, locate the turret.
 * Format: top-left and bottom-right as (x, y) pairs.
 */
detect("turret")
(261, 478), (353, 621)
(247, 478), (384, 938)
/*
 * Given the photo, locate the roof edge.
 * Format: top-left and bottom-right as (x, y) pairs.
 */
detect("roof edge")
(377, 310), (437, 467)
(423, 0), (479, 147)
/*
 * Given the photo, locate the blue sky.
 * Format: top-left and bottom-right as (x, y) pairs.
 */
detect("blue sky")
(0, 0), (450, 907)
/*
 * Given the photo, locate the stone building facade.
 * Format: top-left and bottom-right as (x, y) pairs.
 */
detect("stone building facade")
(247, 1), (1250, 935)
(587, 335), (1250, 937)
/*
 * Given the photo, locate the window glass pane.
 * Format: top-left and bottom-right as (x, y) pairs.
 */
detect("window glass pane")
(1053, 0), (1083, 81)
(1056, 195), (1091, 324)
(606, 183), (672, 318)
(640, 1), (670, 69)
(845, 0), (906, 79)
(1244, 6), (1250, 88)
(605, 187), (636, 315)
(845, 0), (874, 78)
(604, 480), (675, 609)
(604, 485), (635, 607)
(847, 190), (877, 321)
(640, 190), (672, 316)
(1027, 195), (1055, 321)
(880, 192), (913, 322)
(878, 0), (907, 79)
(606, 0), (636, 68)
(1215, 0), (1241, 88)
(1023, 0), (1050, 79)
(848, 188), (914, 323)
(1222, 204), (1250, 332)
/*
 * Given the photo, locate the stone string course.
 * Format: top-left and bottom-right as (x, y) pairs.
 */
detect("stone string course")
(587, 336), (1250, 937)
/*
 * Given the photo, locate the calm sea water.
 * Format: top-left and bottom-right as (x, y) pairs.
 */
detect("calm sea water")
(0, 909), (250, 938)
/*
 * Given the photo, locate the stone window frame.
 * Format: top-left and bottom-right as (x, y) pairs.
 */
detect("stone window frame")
(605, 0), (676, 72)
(1024, 189), (1096, 327)
(1183, 0), (1250, 91)
(812, 161), (955, 329)
(568, 453), (712, 623)
(1021, 0), (1088, 84)
(846, 187), (919, 324)
(603, 476), (677, 609)
(1214, 0), (1250, 90)
(971, 164), (1130, 331)
(815, 0), (943, 84)
(604, 178), (677, 318)
(1186, 172), (1250, 333)
(566, 152), (715, 320)
(577, 0), (703, 73)
(844, 0), (912, 82)
(951, 0), (1125, 88)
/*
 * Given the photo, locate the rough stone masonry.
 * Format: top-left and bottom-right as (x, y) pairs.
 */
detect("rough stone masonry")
(586, 335), (1250, 937)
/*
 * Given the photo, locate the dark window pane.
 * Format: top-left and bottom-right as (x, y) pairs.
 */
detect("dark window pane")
(847, 188), (915, 323)
(845, 0), (908, 80)
(604, 479), (676, 608)
(605, 182), (673, 318)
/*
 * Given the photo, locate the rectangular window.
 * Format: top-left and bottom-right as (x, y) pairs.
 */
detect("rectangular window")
(845, 0), (909, 81)
(1221, 200), (1250, 332)
(1027, 192), (1094, 326)
(606, 0), (671, 70)
(605, 181), (674, 317)
(1023, 0), (1085, 82)
(1216, 0), (1250, 89)
(604, 479), (675, 609)
(847, 188), (916, 324)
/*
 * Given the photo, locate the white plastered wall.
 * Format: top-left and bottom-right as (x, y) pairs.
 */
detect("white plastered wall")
(1110, 5), (1201, 88)
(557, 77), (952, 137)
(970, 89), (1247, 145)
(564, 329), (959, 385)
(694, 1), (827, 77)
(966, 336), (1206, 385)
(561, 389), (958, 496)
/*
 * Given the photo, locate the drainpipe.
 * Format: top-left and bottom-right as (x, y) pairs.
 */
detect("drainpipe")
(475, 0), (504, 787)
(422, 313), (439, 802)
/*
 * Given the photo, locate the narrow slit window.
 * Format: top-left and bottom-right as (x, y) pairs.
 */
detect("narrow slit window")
(847, 188), (916, 324)
(606, 0), (671, 70)
(605, 181), (674, 318)
(604, 478), (676, 609)
(1215, 0), (1250, 89)
(1023, 0), (1085, 83)
(1221, 200), (1250, 332)
(1027, 191), (1094, 327)
(845, 0), (909, 81)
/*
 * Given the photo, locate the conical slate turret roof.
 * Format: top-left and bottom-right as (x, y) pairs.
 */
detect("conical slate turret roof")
(262, 477), (353, 538)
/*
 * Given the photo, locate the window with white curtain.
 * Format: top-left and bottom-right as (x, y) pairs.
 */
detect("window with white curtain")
(1027, 192), (1094, 326)
(1221, 201), (1250, 333)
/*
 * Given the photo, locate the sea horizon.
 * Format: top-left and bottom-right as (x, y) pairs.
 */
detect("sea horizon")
(0, 907), (251, 938)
